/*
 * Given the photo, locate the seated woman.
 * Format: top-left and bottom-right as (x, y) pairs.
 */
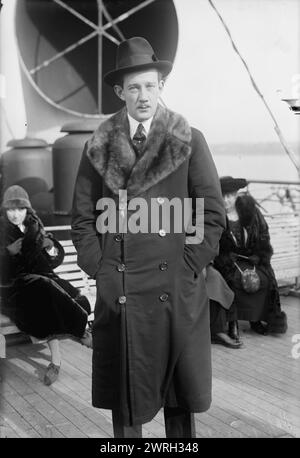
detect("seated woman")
(214, 176), (287, 343)
(0, 185), (92, 386)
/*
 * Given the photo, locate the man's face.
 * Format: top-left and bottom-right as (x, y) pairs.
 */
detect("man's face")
(114, 69), (164, 122)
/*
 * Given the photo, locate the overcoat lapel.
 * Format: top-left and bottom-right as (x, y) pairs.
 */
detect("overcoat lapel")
(86, 105), (192, 198)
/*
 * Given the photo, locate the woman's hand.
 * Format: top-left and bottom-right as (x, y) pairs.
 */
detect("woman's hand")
(42, 237), (54, 250)
(6, 238), (23, 255)
(46, 246), (59, 257)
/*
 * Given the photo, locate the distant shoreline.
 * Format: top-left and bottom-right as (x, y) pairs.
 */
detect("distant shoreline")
(210, 142), (299, 181)
(211, 142), (300, 156)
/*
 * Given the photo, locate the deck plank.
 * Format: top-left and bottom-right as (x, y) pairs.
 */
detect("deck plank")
(1, 295), (299, 438)
(206, 405), (271, 438)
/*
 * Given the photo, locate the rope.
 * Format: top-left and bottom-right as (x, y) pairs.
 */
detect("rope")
(208, 0), (300, 174)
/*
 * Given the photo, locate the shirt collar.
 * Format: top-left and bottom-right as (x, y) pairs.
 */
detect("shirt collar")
(127, 113), (153, 139)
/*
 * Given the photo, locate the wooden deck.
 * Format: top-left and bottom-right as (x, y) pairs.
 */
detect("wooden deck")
(0, 295), (299, 439)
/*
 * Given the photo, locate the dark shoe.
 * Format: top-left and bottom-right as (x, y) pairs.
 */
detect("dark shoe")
(250, 321), (268, 335)
(80, 328), (93, 348)
(44, 362), (60, 386)
(212, 332), (243, 349)
(267, 311), (288, 334)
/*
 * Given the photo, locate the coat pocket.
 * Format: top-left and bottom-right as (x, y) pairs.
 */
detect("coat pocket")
(77, 246), (102, 279)
(183, 253), (198, 280)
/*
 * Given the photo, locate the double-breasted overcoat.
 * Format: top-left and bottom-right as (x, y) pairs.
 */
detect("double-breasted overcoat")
(71, 105), (225, 426)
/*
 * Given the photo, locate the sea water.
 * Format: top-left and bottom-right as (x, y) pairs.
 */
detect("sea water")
(210, 142), (300, 215)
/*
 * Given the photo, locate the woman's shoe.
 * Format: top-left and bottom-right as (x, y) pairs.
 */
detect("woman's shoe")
(228, 321), (240, 341)
(80, 328), (93, 348)
(44, 362), (60, 386)
(228, 321), (243, 345)
(250, 321), (268, 335)
(211, 332), (243, 349)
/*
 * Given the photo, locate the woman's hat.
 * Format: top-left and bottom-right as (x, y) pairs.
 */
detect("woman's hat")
(220, 176), (248, 194)
(2, 185), (32, 209)
(104, 36), (173, 87)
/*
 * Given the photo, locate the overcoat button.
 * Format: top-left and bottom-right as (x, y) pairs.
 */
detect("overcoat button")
(118, 296), (126, 304)
(117, 263), (126, 272)
(114, 234), (122, 242)
(159, 262), (168, 271)
(158, 229), (166, 237)
(159, 293), (169, 302)
(157, 197), (165, 204)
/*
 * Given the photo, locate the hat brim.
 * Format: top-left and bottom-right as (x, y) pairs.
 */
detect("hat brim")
(2, 198), (31, 209)
(104, 61), (173, 87)
(220, 178), (248, 194)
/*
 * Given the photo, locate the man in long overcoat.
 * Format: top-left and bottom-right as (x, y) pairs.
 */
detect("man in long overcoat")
(71, 37), (226, 437)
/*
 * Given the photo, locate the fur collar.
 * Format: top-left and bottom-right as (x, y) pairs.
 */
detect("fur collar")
(86, 104), (192, 198)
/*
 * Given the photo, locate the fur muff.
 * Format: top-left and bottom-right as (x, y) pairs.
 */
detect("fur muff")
(234, 194), (273, 264)
(86, 104), (192, 198)
(235, 194), (257, 227)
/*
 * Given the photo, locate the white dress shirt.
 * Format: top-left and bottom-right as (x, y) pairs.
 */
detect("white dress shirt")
(127, 113), (153, 139)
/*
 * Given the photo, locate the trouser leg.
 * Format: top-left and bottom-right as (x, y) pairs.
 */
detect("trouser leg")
(112, 410), (142, 438)
(164, 407), (196, 438)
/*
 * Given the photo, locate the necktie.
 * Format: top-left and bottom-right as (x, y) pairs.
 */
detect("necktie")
(132, 123), (146, 158)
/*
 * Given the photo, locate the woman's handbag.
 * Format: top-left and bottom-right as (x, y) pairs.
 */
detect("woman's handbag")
(234, 260), (261, 293)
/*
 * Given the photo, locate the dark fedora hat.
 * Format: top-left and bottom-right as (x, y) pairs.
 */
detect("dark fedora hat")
(220, 176), (248, 194)
(104, 36), (173, 87)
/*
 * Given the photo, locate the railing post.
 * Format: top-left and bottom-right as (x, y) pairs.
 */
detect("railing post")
(0, 334), (6, 358)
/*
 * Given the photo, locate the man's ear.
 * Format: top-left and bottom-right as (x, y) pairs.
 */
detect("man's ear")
(158, 79), (165, 92)
(114, 85), (125, 100)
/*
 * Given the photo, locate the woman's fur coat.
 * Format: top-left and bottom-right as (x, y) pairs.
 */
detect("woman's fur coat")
(0, 209), (90, 339)
(214, 194), (287, 332)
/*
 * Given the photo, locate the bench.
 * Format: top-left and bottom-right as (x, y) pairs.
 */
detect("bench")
(265, 213), (300, 287)
(1, 215), (299, 357)
(0, 226), (96, 358)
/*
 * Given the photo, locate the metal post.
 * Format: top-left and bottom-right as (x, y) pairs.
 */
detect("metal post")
(97, 0), (103, 114)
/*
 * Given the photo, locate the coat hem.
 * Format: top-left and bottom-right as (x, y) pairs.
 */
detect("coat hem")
(92, 402), (162, 427)
(165, 396), (212, 414)
(92, 397), (212, 426)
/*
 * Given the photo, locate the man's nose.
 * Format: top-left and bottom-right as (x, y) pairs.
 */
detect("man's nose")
(138, 87), (148, 101)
